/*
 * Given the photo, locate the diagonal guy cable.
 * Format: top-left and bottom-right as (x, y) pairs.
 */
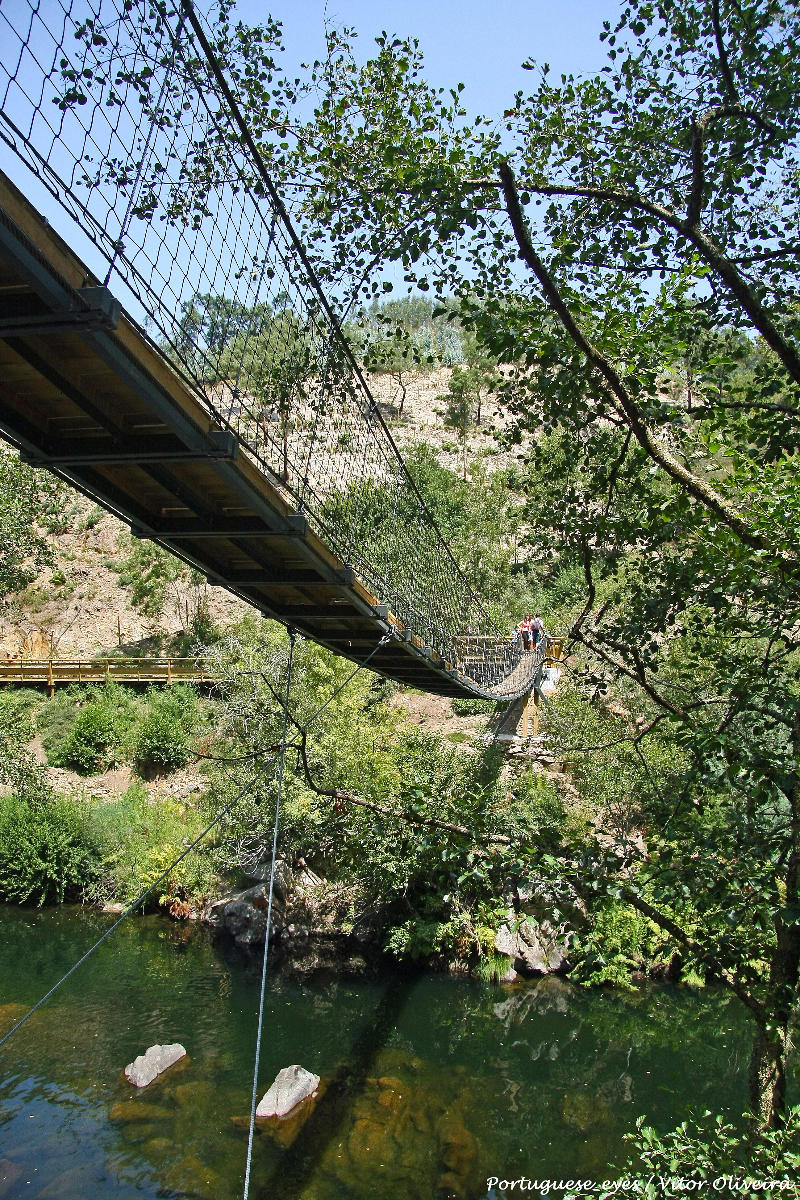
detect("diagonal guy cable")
(0, 631), (396, 1056)
(242, 630), (296, 1200)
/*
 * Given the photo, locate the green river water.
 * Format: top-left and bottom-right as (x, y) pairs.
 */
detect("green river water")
(0, 904), (763, 1199)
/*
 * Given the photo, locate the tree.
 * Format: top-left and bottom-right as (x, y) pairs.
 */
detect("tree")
(208, 0), (800, 1134)
(174, 292), (270, 380)
(70, 0), (800, 1135)
(0, 451), (63, 597)
(438, 366), (479, 480)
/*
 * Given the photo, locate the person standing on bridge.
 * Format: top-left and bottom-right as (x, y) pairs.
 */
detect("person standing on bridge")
(530, 614), (545, 648)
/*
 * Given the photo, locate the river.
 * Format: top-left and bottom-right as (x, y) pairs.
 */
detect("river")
(0, 904), (758, 1199)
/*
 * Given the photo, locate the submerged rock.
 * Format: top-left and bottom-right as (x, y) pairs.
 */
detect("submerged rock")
(124, 1043), (186, 1088)
(159, 1154), (222, 1200)
(109, 1100), (171, 1123)
(0, 1158), (23, 1198)
(256, 1064), (320, 1118)
(0, 1003), (28, 1035)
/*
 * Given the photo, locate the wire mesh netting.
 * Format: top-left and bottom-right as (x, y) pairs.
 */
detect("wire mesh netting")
(0, 0), (540, 698)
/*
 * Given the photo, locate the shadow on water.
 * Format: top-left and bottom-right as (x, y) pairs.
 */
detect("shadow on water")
(256, 969), (421, 1199)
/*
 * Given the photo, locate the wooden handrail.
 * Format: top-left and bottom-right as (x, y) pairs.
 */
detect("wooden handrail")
(0, 657), (213, 687)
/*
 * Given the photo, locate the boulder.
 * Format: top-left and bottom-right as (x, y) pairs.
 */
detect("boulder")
(494, 872), (589, 976)
(494, 913), (569, 975)
(256, 1065), (320, 1119)
(206, 882), (288, 948)
(241, 856), (293, 898)
(124, 1043), (186, 1088)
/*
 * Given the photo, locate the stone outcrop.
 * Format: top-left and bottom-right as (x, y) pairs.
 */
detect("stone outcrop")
(494, 874), (587, 977)
(124, 1043), (186, 1088)
(256, 1064), (320, 1119)
(495, 916), (568, 974)
(206, 883), (272, 948)
(205, 859), (376, 977)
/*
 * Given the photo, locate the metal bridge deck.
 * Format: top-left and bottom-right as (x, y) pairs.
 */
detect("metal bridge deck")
(0, 171), (508, 699)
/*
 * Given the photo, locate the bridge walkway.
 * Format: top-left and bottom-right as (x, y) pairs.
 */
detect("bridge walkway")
(0, 171), (490, 698)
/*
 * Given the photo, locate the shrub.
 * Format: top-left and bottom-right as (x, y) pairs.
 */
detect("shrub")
(87, 780), (219, 908)
(570, 896), (666, 988)
(0, 689), (42, 740)
(50, 701), (120, 773)
(595, 1107), (800, 1197)
(134, 686), (199, 772)
(0, 792), (100, 905)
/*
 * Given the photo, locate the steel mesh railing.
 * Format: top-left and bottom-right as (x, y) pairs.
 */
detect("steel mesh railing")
(0, 0), (537, 698)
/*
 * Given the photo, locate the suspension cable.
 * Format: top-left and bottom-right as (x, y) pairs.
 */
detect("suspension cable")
(242, 629), (296, 1200)
(0, 631), (395, 1056)
(0, 755), (279, 1053)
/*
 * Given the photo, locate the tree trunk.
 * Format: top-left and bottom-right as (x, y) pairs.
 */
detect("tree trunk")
(748, 708), (800, 1134)
(748, 1026), (787, 1132)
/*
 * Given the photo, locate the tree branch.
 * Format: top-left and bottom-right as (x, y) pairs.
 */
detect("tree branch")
(620, 886), (767, 1024)
(688, 118), (706, 227)
(295, 728), (512, 845)
(500, 172), (800, 389)
(711, 0), (739, 106)
(497, 160), (798, 568)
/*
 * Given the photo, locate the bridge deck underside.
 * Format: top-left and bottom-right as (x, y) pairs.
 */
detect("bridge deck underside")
(0, 173), (509, 699)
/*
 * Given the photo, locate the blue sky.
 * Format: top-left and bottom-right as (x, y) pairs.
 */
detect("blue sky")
(233, 0), (619, 117)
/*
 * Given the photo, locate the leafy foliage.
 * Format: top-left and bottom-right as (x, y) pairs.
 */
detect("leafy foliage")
(49, 700), (121, 774)
(85, 780), (219, 909)
(0, 730), (99, 905)
(134, 685), (199, 772)
(593, 1107), (800, 1198)
(0, 451), (61, 594)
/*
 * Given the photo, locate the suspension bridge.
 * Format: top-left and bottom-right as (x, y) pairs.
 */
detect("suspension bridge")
(0, 0), (546, 701)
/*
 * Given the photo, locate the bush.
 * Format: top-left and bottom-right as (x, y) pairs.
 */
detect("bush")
(86, 780), (219, 908)
(134, 686), (199, 772)
(594, 1107), (800, 1197)
(50, 701), (120, 773)
(569, 895), (675, 988)
(0, 792), (100, 905)
(0, 689), (41, 740)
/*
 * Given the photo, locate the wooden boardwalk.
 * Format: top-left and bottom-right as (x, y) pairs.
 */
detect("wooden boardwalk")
(0, 169), (532, 698)
(0, 658), (213, 690)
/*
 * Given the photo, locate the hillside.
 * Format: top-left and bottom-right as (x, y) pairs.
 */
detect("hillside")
(0, 366), (518, 663)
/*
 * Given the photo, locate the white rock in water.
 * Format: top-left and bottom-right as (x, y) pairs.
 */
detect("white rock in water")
(256, 1064), (320, 1118)
(124, 1043), (186, 1088)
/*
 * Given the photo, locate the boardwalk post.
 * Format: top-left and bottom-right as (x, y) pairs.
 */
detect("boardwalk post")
(47, 658), (54, 698)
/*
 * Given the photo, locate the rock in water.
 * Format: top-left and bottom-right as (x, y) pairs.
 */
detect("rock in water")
(256, 1065), (320, 1118)
(124, 1043), (186, 1088)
